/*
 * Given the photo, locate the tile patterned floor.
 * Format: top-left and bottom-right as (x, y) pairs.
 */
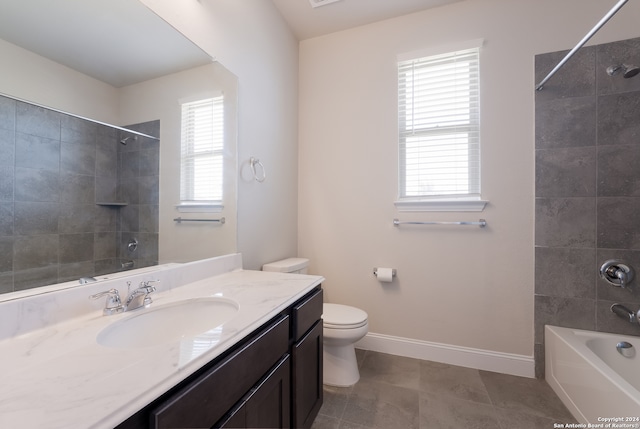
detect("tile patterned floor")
(312, 349), (576, 429)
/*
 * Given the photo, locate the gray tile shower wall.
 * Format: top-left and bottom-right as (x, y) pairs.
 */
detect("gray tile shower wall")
(534, 36), (640, 377)
(0, 95), (159, 294)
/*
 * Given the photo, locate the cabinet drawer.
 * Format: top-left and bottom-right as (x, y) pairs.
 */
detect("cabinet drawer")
(150, 315), (290, 429)
(292, 288), (323, 341)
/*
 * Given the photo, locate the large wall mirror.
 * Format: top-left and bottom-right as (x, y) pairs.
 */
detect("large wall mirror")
(0, 0), (238, 297)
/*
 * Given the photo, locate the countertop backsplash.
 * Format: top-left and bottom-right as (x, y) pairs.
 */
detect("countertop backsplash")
(0, 253), (243, 341)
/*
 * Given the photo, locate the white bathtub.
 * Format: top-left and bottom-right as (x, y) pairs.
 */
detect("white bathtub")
(545, 325), (640, 423)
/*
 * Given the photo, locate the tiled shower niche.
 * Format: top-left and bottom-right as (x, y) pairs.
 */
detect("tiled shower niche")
(534, 36), (640, 377)
(0, 95), (159, 293)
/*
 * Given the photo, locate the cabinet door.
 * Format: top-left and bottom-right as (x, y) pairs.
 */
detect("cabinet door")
(151, 315), (289, 429)
(245, 355), (291, 429)
(217, 355), (291, 429)
(291, 321), (323, 429)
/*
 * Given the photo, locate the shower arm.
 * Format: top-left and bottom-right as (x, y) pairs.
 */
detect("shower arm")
(535, 0), (629, 91)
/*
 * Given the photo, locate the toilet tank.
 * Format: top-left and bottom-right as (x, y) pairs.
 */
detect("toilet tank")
(262, 258), (309, 274)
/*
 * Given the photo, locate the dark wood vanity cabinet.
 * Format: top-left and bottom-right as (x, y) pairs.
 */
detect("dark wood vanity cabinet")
(152, 315), (290, 428)
(291, 289), (323, 429)
(116, 286), (323, 429)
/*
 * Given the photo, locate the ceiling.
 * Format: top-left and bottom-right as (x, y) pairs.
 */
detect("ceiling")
(0, 0), (212, 88)
(0, 0), (463, 87)
(271, 0), (464, 40)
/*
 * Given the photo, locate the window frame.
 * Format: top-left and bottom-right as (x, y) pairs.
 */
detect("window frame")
(395, 40), (487, 212)
(177, 94), (225, 213)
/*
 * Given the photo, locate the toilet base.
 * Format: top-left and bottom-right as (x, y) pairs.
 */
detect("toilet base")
(323, 343), (360, 387)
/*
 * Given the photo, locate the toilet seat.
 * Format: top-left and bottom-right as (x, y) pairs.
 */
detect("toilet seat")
(323, 303), (368, 330)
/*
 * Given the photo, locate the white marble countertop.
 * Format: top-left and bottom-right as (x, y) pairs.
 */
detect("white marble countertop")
(0, 256), (323, 429)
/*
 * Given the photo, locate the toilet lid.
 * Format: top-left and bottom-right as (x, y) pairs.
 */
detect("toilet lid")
(323, 303), (368, 329)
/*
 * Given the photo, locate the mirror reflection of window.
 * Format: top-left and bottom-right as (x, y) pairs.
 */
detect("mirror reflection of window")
(179, 95), (224, 206)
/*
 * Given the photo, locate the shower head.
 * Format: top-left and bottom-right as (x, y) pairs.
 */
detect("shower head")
(119, 135), (138, 145)
(606, 64), (640, 79)
(624, 65), (640, 78)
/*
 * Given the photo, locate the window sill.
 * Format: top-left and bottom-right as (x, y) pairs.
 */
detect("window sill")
(176, 203), (224, 213)
(395, 199), (488, 212)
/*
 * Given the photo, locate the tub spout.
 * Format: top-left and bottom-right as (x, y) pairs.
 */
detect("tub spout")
(611, 303), (637, 324)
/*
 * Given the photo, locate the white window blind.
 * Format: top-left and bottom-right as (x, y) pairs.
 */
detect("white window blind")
(180, 96), (224, 204)
(398, 46), (480, 200)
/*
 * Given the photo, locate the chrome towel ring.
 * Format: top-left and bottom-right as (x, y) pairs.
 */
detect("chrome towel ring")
(250, 157), (266, 182)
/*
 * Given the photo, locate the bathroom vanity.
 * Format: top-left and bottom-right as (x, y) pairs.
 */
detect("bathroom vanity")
(119, 285), (323, 428)
(0, 254), (324, 429)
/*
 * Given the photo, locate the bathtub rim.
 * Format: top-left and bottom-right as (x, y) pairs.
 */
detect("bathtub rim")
(545, 325), (640, 423)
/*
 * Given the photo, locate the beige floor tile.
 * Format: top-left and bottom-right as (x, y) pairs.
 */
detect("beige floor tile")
(419, 360), (492, 404)
(479, 370), (574, 421)
(312, 350), (574, 429)
(342, 379), (419, 429)
(419, 391), (501, 429)
(358, 350), (421, 390)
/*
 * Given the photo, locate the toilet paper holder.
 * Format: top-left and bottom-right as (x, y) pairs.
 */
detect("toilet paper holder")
(373, 268), (396, 278)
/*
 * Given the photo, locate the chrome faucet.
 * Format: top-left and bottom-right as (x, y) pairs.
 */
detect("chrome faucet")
(124, 280), (159, 312)
(611, 303), (640, 325)
(600, 260), (634, 288)
(89, 280), (159, 316)
(89, 289), (125, 315)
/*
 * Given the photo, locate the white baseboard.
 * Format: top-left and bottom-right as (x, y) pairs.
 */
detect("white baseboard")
(355, 332), (535, 378)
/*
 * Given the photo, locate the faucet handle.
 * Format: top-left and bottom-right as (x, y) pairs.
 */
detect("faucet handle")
(600, 260), (634, 288)
(136, 280), (159, 307)
(141, 279), (159, 292)
(89, 288), (124, 316)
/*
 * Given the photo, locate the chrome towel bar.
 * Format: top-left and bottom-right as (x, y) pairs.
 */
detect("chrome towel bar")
(174, 217), (226, 224)
(393, 218), (486, 228)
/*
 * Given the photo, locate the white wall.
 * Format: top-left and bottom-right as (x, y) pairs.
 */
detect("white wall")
(140, 0), (300, 270)
(0, 39), (119, 123)
(297, 0), (640, 358)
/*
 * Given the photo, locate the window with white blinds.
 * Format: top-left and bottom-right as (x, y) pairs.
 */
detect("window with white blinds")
(398, 46), (481, 203)
(180, 96), (224, 205)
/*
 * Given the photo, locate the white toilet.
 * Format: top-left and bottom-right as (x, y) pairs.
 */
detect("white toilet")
(262, 258), (369, 387)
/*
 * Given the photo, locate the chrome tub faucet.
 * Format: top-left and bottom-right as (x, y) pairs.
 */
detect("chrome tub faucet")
(611, 303), (640, 325)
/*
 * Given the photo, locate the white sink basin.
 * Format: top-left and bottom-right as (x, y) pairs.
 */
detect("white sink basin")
(97, 297), (239, 349)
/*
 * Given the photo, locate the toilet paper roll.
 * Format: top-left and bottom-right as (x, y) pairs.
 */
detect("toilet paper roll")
(376, 267), (394, 283)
